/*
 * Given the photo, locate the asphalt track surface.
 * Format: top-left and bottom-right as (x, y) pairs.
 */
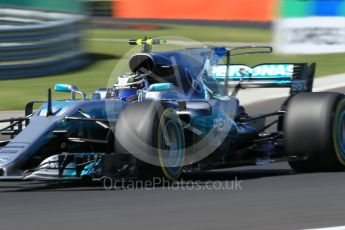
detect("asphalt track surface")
(1, 87), (345, 230)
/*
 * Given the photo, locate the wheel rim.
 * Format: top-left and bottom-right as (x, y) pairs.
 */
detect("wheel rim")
(162, 120), (183, 167)
(158, 109), (184, 179)
(337, 111), (345, 154)
(334, 99), (345, 164)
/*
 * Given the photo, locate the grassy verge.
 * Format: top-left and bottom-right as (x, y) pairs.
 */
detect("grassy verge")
(0, 25), (344, 110)
(86, 25), (271, 42)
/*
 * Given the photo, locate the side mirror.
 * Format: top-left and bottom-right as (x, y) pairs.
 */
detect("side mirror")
(54, 84), (78, 93)
(54, 84), (86, 100)
(149, 83), (173, 91)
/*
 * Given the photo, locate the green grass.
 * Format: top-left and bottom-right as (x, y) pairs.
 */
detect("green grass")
(0, 24), (345, 110)
(86, 25), (271, 42)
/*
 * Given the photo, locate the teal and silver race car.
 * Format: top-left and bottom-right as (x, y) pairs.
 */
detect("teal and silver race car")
(0, 38), (344, 182)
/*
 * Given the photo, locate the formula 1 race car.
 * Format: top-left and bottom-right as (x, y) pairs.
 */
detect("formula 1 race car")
(0, 38), (344, 182)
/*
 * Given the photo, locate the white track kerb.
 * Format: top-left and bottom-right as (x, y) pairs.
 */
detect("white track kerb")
(302, 225), (345, 230)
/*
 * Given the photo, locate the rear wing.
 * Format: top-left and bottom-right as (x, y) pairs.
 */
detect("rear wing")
(210, 63), (315, 94)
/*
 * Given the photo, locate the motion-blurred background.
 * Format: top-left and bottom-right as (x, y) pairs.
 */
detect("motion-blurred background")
(0, 0), (344, 110)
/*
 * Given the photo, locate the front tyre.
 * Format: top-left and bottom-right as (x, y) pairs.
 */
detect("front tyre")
(157, 108), (185, 180)
(115, 102), (185, 180)
(284, 92), (345, 172)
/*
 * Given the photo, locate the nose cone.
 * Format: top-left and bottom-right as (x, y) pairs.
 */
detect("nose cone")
(0, 116), (60, 176)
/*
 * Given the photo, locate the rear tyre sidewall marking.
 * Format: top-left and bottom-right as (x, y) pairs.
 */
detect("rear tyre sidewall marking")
(333, 98), (345, 165)
(157, 108), (185, 180)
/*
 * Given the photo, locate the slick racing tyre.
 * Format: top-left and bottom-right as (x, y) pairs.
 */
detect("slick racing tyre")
(284, 92), (345, 172)
(115, 102), (185, 180)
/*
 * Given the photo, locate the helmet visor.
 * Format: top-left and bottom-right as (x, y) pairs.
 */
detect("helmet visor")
(114, 88), (138, 100)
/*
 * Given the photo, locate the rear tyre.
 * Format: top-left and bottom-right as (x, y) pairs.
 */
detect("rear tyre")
(284, 92), (345, 172)
(115, 102), (185, 180)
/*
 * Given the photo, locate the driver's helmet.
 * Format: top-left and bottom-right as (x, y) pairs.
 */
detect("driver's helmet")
(113, 73), (147, 101)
